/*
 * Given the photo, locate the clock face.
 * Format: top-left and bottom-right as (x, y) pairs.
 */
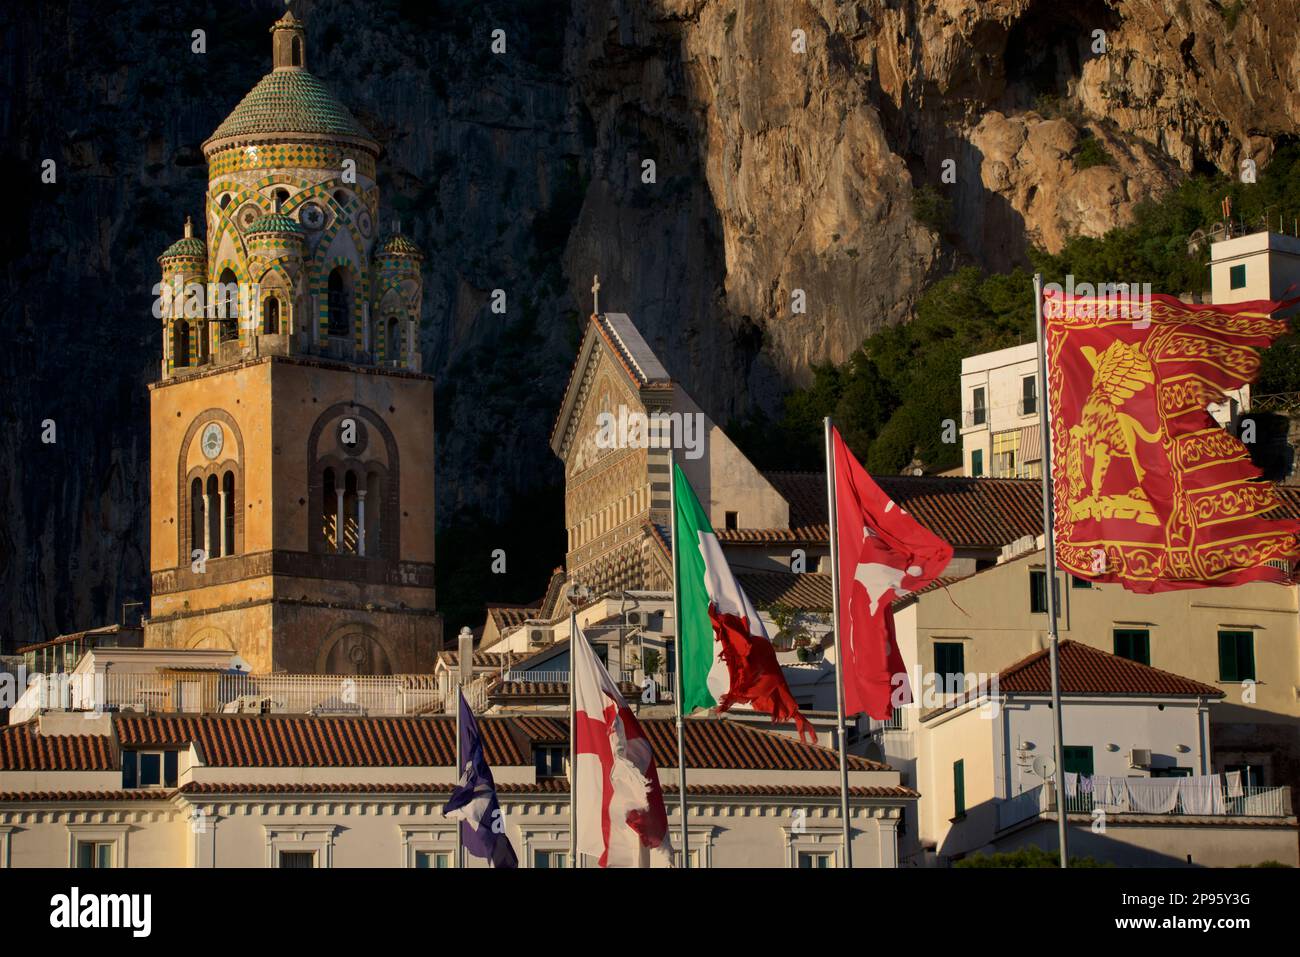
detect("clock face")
(201, 423), (224, 460)
(299, 202), (326, 230)
(356, 209), (372, 238)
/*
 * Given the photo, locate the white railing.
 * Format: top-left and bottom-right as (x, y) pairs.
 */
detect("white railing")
(998, 781), (1293, 830)
(501, 669), (641, 685)
(11, 671), (447, 720)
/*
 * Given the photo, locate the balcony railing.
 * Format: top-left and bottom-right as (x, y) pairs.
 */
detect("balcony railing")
(997, 781), (1293, 831)
(10, 671), (446, 722)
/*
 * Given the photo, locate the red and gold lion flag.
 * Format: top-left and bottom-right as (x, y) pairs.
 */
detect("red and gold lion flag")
(1045, 291), (1300, 592)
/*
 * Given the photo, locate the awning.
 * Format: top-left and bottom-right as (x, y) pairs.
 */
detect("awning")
(1020, 423), (1042, 462)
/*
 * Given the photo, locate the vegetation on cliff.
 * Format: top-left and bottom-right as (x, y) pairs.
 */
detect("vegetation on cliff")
(734, 142), (1300, 475)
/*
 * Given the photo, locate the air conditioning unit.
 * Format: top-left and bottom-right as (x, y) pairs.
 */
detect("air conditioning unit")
(1128, 748), (1152, 769)
(626, 612), (643, 626)
(530, 629), (545, 646)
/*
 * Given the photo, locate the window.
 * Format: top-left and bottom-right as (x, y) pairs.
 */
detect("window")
(534, 746), (565, 779)
(1071, 576), (1092, 589)
(1021, 375), (1037, 415)
(1062, 746), (1094, 776)
(797, 852), (833, 869)
(122, 750), (178, 789)
(216, 268), (239, 341)
(1218, 631), (1255, 682)
(279, 851), (316, 869)
(1113, 629), (1150, 666)
(953, 760), (965, 819)
(173, 321), (190, 368)
(273, 188), (289, 212)
(1224, 763), (1263, 788)
(1030, 570), (1058, 614)
(222, 471), (236, 555)
(533, 850), (567, 869)
(673, 848), (703, 868)
(415, 851), (451, 869)
(1230, 264), (1246, 290)
(724, 511), (738, 531)
(327, 268), (350, 337)
(933, 642), (965, 693)
(993, 430), (1019, 477)
(262, 296), (280, 335)
(291, 36), (301, 66)
(971, 387), (986, 426)
(76, 842), (114, 869)
(971, 449), (984, 477)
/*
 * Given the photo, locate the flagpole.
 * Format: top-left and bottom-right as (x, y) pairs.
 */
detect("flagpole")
(569, 605), (578, 869)
(1034, 273), (1070, 870)
(455, 687), (464, 868)
(668, 451), (690, 867)
(823, 417), (854, 869)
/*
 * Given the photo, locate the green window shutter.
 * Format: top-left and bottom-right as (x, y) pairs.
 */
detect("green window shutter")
(1062, 746), (1094, 776)
(971, 449), (983, 477)
(1218, 632), (1238, 681)
(953, 760), (965, 818)
(1230, 264), (1246, 290)
(1218, 631), (1254, 682)
(1113, 629), (1150, 666)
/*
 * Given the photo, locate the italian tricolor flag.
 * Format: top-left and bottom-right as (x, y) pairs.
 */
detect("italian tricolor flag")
(673, 464), (815, 742)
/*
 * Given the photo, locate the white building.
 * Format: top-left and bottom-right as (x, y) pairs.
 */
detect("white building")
(959, 342), (1041, 479)
(0, 707), (912, 869)
(908, 641), (1296, 867)
(1209, 230), (1300, 306)
(959, 230), (1300, 479)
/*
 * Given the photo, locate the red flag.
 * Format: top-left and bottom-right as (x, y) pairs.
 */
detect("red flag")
(831, 426), (954, 719)
(572, 628), (671, 867)
(1044, 290), (1300, 591)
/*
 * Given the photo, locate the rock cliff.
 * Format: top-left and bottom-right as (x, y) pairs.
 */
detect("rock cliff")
(2, 0), (1297, 643)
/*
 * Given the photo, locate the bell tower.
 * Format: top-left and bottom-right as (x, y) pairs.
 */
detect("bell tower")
(145, 10), (441, 674)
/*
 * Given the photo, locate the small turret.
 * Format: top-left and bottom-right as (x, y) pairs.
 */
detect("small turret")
(158, 216), (209, 377)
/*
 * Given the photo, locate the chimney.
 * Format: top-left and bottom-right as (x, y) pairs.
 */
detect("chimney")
(457, 626), (474, 687)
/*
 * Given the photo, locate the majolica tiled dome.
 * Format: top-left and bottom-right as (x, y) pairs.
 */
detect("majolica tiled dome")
(379, 234), (424, 258)
(159, 236), (206, 261)
(246, 213), (305, 235)
(208, 69), (373, 142)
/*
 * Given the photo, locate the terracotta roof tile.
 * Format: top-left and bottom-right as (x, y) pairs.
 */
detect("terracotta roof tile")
(12, 715), (893, 775)
(720, 473), (1045, 548)
(737, 571), (832, 613)
(998, 641), (1225, 698)
(0, 790), (172, 802)
(174, 781), (912, 799)
(0, 723), (115, 770)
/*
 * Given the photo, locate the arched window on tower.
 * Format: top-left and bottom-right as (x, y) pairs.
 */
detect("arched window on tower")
(327, 268), (350, 338)
(386, 317), (399, 362)
(342, 470), (359, 554)
(322, 467), (337, 551)
(217, 268), (239, 342)
(173, 321), (191, 368)
(291, 37), (301, 67)
(190, 478), (205, 558)
(222, 471), (236, 556)
(205, 474), (220, 558)
(273, 189), (289, 212)
(262, 296), (280, 335)
(219, 194), (232, 210)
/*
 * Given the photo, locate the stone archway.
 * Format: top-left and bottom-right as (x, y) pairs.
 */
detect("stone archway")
(315, 629), (395, 675)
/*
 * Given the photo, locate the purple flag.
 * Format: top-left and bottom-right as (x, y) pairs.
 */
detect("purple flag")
(442, 691), (518, 868)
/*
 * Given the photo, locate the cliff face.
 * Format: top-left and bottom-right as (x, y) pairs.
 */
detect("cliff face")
(2, 0), (1298, 645)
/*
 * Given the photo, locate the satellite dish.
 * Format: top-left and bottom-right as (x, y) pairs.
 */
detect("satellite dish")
(1031, 756), (1056, 780)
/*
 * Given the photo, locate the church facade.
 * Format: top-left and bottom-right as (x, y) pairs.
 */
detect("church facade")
(144, 11), (441, 674)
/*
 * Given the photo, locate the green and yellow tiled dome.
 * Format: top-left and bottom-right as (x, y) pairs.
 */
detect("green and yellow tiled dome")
(207, 69), (373, 143)
(159, 236), (206, 261)
(246, 213), (305, 235)
(379, 234), (424, 258)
